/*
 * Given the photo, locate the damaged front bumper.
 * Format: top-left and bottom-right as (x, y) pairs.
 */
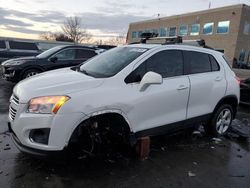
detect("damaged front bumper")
(8, 122), (65, 157)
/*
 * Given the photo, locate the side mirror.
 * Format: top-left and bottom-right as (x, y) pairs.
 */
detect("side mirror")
(139, 71), (162, 92)
(50, 56), (58, 63)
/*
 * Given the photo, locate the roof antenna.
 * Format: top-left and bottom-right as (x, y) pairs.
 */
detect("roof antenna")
(208, 1), (211, 9)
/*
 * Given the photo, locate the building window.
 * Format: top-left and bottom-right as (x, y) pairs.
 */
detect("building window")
(203, 22), (214, 35)
(132, 31), (137, 39)
(138, 31), (143, 38)
(244, 21), (250, 35)
(190, 24), (200, 36)
(217, 21), (230, 34)
(179, 25), (188, 36)
(169, 27), (177, 36)
(152, 29), (159, 35)
(159, 27), (167, 37)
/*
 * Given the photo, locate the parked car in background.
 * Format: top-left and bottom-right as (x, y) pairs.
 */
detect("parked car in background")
(96, 45), (116, 50)
(240, 77), (250, 105)
(1, 45), (104, 82)
(0, 39), (41, 63)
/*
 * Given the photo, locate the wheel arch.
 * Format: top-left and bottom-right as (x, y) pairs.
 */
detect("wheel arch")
(66, 110), (134, 146)
(213, 95), (238, 119)
(20, 66), (45, 79)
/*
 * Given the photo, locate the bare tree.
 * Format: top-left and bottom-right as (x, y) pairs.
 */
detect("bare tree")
(61, 16), (91, 43)
(54, 33), (74, 42)
(39, 31), (55, 41)
(105, 34), (126, 45)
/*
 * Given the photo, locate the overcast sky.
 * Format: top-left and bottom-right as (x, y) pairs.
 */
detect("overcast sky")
(0, 0), (249, 40)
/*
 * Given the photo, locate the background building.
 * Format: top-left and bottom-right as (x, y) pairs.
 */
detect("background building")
(127, 4), (250, 66)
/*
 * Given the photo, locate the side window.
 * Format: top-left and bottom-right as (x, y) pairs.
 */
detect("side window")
(0, 40), (6, 49)
(9, 41), (38, 50)
(209, 55), (220, 71)
(76, 49), (97, 59)
(125, 50), (183, 84)
(54, 49), (76, 60)
(125, 63), (146, 84)
(146, 50), (183, 78)
(184, 51), (211, 74)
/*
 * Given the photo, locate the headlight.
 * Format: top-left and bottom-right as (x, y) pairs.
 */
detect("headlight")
(27, 96), (70, 114)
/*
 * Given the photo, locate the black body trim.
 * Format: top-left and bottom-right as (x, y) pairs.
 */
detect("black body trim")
(135, 114), (211, 138)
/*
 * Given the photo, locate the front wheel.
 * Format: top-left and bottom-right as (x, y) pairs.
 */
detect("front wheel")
(205, 104), (233, 137)
(22, 69), (41, 79)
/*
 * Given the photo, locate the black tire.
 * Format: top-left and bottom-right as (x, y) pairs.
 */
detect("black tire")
(22, 69), (41, 80)
(205, 104), (233, 137)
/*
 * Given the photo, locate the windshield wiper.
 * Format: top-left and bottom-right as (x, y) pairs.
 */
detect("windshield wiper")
(80, 69), (94, 77)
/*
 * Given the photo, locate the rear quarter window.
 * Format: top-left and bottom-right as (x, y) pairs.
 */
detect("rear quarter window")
(9, 41), (39, 51)
(209, 55), (220, 71)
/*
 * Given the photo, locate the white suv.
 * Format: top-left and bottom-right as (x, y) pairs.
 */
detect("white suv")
(8, 44), (240, 156)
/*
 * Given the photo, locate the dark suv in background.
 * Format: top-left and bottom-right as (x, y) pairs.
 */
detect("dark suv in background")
(0, 40), (41, 63)
(1, 45), (104, 82)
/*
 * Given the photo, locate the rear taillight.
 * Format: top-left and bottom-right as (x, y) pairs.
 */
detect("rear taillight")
(235, 76), (241, 85)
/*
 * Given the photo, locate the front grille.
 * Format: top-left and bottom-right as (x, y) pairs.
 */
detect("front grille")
(0, 65), (5, 77)
(9, 106), (17, 121)
(12, 95), (19, 105)
(9, 94), (20, 121)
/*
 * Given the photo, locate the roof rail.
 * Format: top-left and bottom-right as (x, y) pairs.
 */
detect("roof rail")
(138, 32), (182, 44)
(129, 32), (214, 50)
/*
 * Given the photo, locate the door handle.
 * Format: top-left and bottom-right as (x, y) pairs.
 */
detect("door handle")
(215, 76), (222, 81)
(177, 85), (188, 90)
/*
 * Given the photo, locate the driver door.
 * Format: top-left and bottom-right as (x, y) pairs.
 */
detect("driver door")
(125, 50), (190, 135)
(48, 48), (76, 70)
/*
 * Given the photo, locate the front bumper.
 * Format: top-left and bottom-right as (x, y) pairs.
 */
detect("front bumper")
(9, 122), (57, 156)
(1, 65), (22, 82)
(8, 103), (87, 154)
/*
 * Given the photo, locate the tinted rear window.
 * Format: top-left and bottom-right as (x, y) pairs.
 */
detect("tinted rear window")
(184, 51), (211, 74)
(0, 40), (6, 49)
(9, 41), (38, 50)
(209, 55), (220, 71)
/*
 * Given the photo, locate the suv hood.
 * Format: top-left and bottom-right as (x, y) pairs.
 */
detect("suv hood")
(14, 68), (104, 103)
(2, 56), (37, 66)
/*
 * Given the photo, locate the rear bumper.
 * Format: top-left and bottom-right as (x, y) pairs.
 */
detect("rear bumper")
(240, 101), (250, 105)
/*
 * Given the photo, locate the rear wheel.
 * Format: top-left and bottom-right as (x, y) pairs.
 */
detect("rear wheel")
(22, 69), (41, 79)
(205, 104), (233, 137)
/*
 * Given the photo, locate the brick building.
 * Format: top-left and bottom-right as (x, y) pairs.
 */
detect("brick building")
(127, 4), (250, 66)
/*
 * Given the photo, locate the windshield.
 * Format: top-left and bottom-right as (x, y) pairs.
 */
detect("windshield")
(36, 46), (64, 58)
(79, 46), (148, 78)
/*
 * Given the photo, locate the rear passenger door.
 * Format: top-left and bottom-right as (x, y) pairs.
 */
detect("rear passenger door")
(125, 50), (190, 134)
(184, 50), (226, 119)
